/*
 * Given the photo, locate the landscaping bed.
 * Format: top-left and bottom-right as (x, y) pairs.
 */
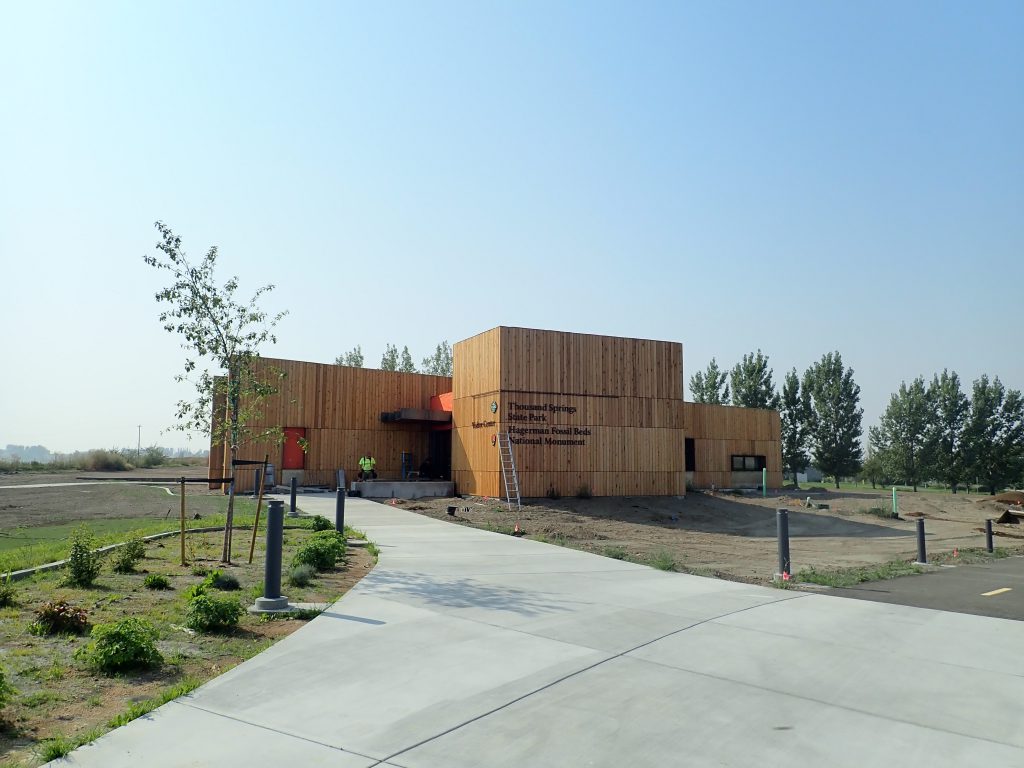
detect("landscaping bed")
(0, 523), (374, 766)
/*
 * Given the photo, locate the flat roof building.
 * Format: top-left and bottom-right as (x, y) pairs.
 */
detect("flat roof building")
(211, 326), (781, 497)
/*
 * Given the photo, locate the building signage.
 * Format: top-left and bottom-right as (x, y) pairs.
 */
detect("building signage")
(506, 401), (590, 447)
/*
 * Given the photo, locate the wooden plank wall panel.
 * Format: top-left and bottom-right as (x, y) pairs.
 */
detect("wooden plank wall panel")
(222, 356), (452, 492)
(452, 328), (687, 497)
(453, 329), (501, 400)
(498, 328), (682, 399)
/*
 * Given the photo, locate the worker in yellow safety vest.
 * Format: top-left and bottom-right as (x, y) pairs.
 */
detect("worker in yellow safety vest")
(358, 452), (377, 481)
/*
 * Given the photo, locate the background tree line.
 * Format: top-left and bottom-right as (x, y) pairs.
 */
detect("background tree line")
(335, 341), (453, 377)
(690, 353), (1024, 494)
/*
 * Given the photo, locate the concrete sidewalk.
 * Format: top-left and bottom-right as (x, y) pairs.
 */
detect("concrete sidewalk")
(58, 497), (1024, 767)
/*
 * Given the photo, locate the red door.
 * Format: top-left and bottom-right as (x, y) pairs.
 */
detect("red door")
(282, 427), (306, 470)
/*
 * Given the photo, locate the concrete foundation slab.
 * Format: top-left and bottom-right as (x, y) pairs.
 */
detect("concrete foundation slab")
(350, 480), (454, 499)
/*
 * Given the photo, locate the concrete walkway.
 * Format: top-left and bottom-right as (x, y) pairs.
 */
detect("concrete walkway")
(58, 497), (1024, 767)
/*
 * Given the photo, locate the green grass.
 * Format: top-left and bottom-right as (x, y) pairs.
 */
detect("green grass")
(601, 545), (628, 560)
(795, 560), (924, 588)
(930, 547), (1011, 565)
(860, 506), (899, 520)
(649, 550), (676, 571)
(0, 498), (320, 572)
(108, 678), (201, 728)
(36, 727), (106, 762)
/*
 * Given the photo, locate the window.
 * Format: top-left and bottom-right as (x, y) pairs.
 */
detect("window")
(685, 438), (696, 471)
(731, 455), (766, 471)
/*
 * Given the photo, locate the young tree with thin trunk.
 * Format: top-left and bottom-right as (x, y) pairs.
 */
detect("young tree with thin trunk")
(779, 368), (810, 488)
(802, 352), (863, 488)
(144, 221), (287, 563)
(730, 350), (781, 410)
(690, 358), (730, 404)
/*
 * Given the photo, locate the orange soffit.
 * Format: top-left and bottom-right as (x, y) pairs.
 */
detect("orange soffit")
(430, 392), (454, 412)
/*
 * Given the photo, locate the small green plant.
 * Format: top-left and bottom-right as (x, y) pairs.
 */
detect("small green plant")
(0, 571), (16, 607)
(207, 570), (241, 591)
(576, 484), (592, 499)
(292, 531), (346, 572)
(0, 664), (16, 710)
(650, 550), (676, 571)
(602, 545), (628, 560)
(310, 515), (333, 532)
(366, 541), (380, 561)
(288, 563), (316, 587)
(191, 564), (210, 577)
(862, 506), (898, 520)
(75, 617), (163, 674)
(64, 525), (102, 587)
(185, 593), (244, 632)
(111, 550), (135, 574)
(36, 728), (105, 762)
(122, 536), (147, 562)
(31, 599), (89, 635)
(144, 574), (172, 590)
(546, 486), (561, 500)
(108, 679), (200, 727)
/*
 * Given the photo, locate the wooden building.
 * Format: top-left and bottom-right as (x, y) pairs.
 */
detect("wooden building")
(212, 327), (782, 495)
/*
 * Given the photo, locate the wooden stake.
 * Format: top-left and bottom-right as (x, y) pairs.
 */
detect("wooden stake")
(179, 477), (187, 566)
(248, 455), (270, 564)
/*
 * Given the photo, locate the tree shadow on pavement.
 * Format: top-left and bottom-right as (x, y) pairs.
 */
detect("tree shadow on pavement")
(356, 570), (576, 617)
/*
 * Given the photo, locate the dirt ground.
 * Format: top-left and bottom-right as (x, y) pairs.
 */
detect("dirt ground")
(393, 487), (1024, 583)
(0, 466), (211, 488)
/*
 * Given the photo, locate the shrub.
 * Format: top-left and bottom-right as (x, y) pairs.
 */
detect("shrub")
(111, 539), (145, 574)
(208, 570), (240, 591)
(80, 449), (132, 472)
(122, 537), (147, 562)
(75, 617), (163, 674)
(0, 572), (16, 607)
(144, 574), (171, 590)
(0, 665), (16, 710)
(310, 515), (333, 532)
(576, 484), (592, 499)
(64, 526), (102, 587)
(185, 594), (244, 632)
(191, 565), (210, 577)
(288, 564), (316, 587)
(650, 550), (676, 571)
(292, 531), (345, 571)
(31, 600), (89, 635)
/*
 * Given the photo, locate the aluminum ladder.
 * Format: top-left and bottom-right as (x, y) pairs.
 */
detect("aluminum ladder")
(497, 432), (522, 510)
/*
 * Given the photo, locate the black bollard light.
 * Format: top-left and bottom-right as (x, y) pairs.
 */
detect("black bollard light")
(289, 476), (298, 517)
(253, 500), (289, 612)
(336, 487), (346, 534)
(985, 519), (994, 553)
(777, 508), (791, 578)
(916, 518), (927, 564)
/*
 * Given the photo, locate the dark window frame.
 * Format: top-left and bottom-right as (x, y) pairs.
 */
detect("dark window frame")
(731, 454), (766, 472)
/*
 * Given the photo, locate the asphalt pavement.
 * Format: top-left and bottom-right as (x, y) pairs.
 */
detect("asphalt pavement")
(828, 555), (1024, 621)
(53, 496), (1024, 767)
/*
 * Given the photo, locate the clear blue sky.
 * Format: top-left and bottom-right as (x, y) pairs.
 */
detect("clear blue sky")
(1, 1), (1021, 452)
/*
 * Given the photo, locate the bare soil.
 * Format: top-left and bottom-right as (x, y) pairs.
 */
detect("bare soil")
(396, 487), (1024, 583)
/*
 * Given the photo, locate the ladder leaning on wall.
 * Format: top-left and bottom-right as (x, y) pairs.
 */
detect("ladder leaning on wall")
(497, 433), (522, 510)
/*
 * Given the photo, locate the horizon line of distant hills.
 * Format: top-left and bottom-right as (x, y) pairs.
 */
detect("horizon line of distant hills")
(0, 444), (210, 462)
